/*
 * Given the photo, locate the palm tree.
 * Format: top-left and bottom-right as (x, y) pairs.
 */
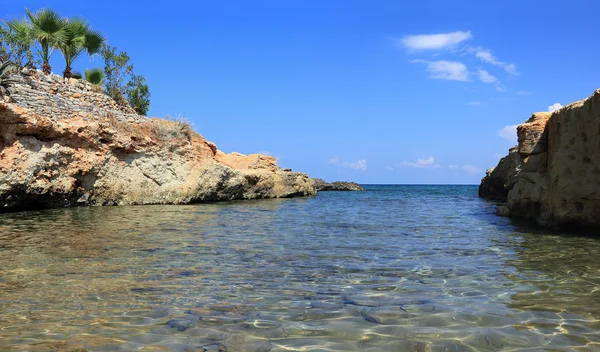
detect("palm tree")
(25, 8), (67, 74)
(84, 68), (103, 85)
(58, 18), (104, 78)
(4, 17), (35, 68)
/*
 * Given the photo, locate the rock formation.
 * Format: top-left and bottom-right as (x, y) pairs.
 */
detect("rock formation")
(478, 147), (520, 201)
(313, 178), (364, 191)
(480, 89), (600, 230)
(0, 71), (315, 212)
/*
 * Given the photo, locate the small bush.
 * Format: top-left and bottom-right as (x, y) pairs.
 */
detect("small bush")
(150, 115), (195, 142)
(84, 68), (103, 85)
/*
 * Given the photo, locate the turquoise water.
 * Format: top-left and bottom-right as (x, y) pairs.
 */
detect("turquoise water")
(1, 185), (600, 351)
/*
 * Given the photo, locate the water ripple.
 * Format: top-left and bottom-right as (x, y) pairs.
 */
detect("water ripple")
(0, 185), (599, 351)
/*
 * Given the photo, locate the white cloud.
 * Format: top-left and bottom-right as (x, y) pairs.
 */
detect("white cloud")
(471, 47), (518, 76)
(466, 101), (481, 105)
(516, 90), (531, 96)
(477, 69), (497, 83)
(328, 156), (367, 171)
(386, 166), (394, 171)
(504, 64), (518, 76)
(401, 156), (441, 169)
(399, 31), (472, 50)
(411, 60), (469, 81)
(548, 103), (563, 112)
(498, 124), (518, 144)
(474, 48), (500, 65)
(462, 165), (481, 174)
(448, 164), (459, 169)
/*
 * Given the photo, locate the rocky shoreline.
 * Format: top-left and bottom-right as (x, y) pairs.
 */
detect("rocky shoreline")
(0, 71), (316, 212)
(313, 178), (364, 191)
(480, 89), (600, 230)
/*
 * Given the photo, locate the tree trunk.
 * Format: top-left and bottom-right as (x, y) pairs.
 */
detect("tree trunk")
(63, 66), (72, 79)
(42, 61), (51, 75)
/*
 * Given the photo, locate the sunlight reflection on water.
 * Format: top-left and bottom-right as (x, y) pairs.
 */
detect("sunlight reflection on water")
(1, 185), (599, 351)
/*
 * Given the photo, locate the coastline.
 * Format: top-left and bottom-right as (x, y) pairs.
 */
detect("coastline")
(0, 71), (316, 212)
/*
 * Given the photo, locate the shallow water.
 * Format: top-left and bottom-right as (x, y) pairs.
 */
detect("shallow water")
(1, 185), (599, 351)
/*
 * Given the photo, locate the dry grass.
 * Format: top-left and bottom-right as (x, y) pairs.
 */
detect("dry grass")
(150, 115), (197, 142)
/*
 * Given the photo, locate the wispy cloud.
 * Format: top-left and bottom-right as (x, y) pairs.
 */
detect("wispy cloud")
(328, 156), (367, 171)
(548, 103), (563, 112)
(466, 101), (482, 105)
(398, 31), (472, 50)
(516, 90), (531, 96)
(397, 31), (522, 93)
(386, 166), (394, 171)
(498, 125), (518, 144)
(477, 69), (497, 83)
(411, 60), (469, 81)
(471, 47), (518, 76)
(401, 156), (441, 169)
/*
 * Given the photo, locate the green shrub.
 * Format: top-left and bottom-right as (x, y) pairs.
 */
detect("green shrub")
(84, 68), (103, 85)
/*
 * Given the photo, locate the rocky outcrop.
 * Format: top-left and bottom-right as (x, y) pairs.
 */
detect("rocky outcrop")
(478, 147), (521, 201)
(0, 72), (315, 212)
(313, 178), (364, 191)
(481, 89), (600, 230)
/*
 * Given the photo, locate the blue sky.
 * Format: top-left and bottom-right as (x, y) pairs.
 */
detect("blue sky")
(3, 1), (599, 184)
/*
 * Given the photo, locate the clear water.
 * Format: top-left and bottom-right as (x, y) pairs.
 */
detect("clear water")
(1, 185), (600, 351)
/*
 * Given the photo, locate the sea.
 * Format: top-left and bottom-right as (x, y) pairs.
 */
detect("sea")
(1, 185), (599, 351)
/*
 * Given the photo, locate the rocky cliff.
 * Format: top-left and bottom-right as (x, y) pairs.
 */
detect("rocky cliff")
(0, 71), (315, 212)
(478, 147), (520, 202)
(480, 89), (600, 230)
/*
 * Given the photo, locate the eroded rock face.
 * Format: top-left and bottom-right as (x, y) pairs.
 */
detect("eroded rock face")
(0, 73), (315, 212)
(481, 89), (600, 230)
(313, 178), (364, 191)
(478, 147), (521, 202)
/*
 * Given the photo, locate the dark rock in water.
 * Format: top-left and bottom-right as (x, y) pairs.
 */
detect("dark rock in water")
(313, 178), (364, 191)
(166, 319), (195, 331)
(478, 147), (520, 202)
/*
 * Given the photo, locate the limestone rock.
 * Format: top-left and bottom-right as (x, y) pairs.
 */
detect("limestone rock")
(478, 147), (521, 202)
(0, 73), (315, 212)
(481, 88), (600, 230)
(313, 178), (364, 191)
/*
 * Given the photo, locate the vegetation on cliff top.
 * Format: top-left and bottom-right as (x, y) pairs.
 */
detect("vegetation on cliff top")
(0, 8), (150, 115)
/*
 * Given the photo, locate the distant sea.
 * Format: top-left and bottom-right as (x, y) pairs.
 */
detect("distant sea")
(1, 185), (599, 351)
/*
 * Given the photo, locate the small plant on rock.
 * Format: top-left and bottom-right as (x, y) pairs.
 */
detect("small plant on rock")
(150, 115), (195, 142)
(84, 68), (103, 85)
(0, 57), (17, 96)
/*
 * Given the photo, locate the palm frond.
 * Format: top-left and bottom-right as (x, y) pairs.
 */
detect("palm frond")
(5, 17), (33, 44)
(84, 68), (104, 85)
(0, 59), (17, 85)
(84, 30), (105, 55)
(26, 8), (67, 43)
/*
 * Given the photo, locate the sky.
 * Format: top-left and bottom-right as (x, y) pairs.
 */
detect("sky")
(2, 0), (599, 184)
